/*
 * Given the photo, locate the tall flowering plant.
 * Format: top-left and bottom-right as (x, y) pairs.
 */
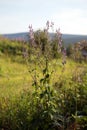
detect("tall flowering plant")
(28, 21), (67, 129)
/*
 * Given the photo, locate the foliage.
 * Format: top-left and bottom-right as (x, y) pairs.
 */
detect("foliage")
(66, 40), (87, 62)
(0, 37), (23, 55)
(0, 22), (87, 130)
(28, 57), (57, 130)
(0, 90), (31, 130)
(51, 35), (62, 58)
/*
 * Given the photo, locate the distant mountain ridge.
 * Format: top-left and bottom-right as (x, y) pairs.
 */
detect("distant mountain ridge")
(2, 32), (29, 41)
(1, 32), (87, 46)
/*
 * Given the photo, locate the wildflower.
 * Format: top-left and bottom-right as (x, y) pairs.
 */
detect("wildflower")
(29, 24), (35, 46)
(46, 20), (50, 30)
(50, 21), (54, 27)
(29, 25), (34, 39)
(56, 28), (62, 52)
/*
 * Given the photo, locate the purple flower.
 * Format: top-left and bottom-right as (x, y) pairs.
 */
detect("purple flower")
(46, 20), (50, 30)
(56, 28), (62, 52)
(29, 24), (35, 46)
(50, 21), (54, 27)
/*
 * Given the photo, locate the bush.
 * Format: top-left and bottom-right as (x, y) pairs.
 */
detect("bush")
(0, 90), (31, 130)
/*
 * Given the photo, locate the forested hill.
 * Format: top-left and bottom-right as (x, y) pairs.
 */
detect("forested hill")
(2, 32), (87, 45)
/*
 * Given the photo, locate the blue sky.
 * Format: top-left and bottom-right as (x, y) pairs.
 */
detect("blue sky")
(0, 0), (87, 34)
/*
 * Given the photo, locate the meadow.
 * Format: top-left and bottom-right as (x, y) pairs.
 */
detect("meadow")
(0, 25), (87, 130)
(0, 57), (85, 94)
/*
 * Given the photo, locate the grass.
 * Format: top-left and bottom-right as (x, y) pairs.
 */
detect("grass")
(0, 32), (87, 129)
(49, 58), (86, 85)
(0, 55), (86, 99)
(0, 56), (32, 98)
(0, 55), (87, 130)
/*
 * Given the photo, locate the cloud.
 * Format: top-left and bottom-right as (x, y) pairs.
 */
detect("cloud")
(51, 9), (87, 34)
(0, 0), (87, 34)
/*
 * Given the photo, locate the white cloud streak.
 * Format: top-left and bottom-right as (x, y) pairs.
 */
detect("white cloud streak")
(0, 0), (87, 34)
(51, 9), (87, 34)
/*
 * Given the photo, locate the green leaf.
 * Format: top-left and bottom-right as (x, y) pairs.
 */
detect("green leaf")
(40, 78), (44, 83)
(43, 68), (46, 75)
(46, 74), (49, 78)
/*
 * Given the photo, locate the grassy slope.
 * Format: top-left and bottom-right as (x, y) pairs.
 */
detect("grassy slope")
(0, 55), (86, 99)
(0, 56), (32, 98)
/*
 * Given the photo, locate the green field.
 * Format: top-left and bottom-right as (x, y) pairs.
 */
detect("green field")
(0, 55), (85, 98)
(0, 56), (32, 97)
(0, 37), (87, 130)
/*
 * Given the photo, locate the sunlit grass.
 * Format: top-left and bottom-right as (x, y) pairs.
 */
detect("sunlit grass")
(0, 57), (32, 98)
(0, 56), (86, 99)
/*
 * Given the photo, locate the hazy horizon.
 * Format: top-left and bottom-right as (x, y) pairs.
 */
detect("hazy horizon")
(1, 31), (87, 36)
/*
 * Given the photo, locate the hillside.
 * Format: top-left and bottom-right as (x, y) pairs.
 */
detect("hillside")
(0, 36), (87, 130)
(2, 32), (87, 45)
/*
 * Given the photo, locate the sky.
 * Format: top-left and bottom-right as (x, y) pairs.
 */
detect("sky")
(0, 0), (87, 34)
